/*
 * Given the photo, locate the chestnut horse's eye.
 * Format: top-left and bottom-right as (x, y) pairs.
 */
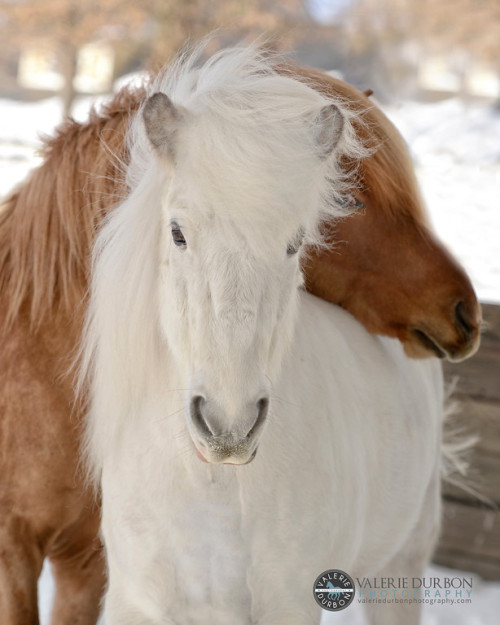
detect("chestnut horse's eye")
(171, 222), (186, 249)
(287, 227), (305, 256)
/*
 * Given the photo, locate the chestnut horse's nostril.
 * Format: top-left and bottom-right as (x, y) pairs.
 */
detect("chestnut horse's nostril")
(455, 301), (474, 338)
(247, 396), (269, 440)
(190, 395), (213, 437)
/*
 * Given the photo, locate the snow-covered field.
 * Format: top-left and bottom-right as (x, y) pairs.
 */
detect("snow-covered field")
(1, 89), (499, 621)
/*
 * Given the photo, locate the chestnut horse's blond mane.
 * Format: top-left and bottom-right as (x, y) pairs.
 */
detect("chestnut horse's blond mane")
(0, 87), (144, 330)
(290, 66), (428, 224)
(0, 65), (425, 332)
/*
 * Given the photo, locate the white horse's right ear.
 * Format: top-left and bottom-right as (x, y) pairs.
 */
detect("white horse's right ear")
(143, 92), (184, 159)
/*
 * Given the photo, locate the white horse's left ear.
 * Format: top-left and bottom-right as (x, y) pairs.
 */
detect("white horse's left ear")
(143, 92), (184, 159)
(314, 104), (344, 160)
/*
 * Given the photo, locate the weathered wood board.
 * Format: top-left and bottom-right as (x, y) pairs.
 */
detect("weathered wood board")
(435, 500), (500, 581)
(434, 303), (500, 580)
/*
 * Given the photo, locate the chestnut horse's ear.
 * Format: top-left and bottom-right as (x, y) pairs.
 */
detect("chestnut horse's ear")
(143, 92), (184, 159)
(314, 103), (344, 160)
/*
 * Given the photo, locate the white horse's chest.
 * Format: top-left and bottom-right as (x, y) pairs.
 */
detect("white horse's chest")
(166, 474), (251, 623)
(103, 430), (252, 624)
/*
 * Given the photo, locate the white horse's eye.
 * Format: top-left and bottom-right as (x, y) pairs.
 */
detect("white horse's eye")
(171, 222), (187, 249)
(287, 228), (305, 256)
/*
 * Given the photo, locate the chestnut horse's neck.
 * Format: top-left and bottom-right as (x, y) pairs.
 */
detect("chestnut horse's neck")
(0, 88), (144, 334)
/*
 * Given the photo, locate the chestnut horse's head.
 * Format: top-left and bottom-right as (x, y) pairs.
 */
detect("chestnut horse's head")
(292, 67), (481, 362)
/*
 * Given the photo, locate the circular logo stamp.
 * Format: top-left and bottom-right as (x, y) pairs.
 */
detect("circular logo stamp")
(313, 569), (355, 612)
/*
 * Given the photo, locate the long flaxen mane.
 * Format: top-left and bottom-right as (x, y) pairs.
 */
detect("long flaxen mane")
(0, 87), (144, 330)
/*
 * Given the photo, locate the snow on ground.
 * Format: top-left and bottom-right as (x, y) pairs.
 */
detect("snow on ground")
(2, 89), (499, 621)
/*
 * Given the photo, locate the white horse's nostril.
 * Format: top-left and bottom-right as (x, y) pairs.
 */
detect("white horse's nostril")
(257, 396), (269, 416)
(247, 396), (269, 439)
(190, 395), (214, 437)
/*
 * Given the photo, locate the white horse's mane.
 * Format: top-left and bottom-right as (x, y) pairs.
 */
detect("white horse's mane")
(78, 43), (366, 485)
(128, 44), (365, 231)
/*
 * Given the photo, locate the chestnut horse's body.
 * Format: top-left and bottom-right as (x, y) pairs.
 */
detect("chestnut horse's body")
(0, 64), (480, 623)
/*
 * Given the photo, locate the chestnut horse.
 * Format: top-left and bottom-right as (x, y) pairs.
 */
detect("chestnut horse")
(0, 65), (480, 623)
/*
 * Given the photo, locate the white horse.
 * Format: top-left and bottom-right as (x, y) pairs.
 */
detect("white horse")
(81, 45), (443, 625)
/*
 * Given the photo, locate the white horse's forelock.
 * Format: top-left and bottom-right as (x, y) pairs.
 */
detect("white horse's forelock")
(129, 43), (366, 239)
(79, 42), (367, 485)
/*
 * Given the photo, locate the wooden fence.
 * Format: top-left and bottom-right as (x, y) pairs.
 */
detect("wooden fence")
(434, 303), (500, 580)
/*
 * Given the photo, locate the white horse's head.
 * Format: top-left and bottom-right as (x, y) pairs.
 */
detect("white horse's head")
(83, 47), (363, 477)
(141, 51), (353, 465)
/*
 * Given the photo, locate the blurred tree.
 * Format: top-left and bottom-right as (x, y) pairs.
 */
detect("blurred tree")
(1, 0), (151, 115)
(322, 0), (414, 99)
(412, 0), (500, 60)
(146, 0), (317, 67)
(342, 0), (500, 99)
(411, 0), (500, 96)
